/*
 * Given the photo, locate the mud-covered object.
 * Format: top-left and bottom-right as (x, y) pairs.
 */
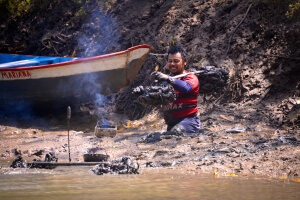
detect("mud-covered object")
(30, 152), (58, 169)
(10, 156), (27, 168)
(191, 66), (229, 95)
(92, 157), (139, 175)
(31, 152), (58, 163)
(133, 81), (178, 106)
(139, 127), (186, 143)
(10, 152), (58, 169)
(132, 66), (228, 106)
(139, 132), (162, 143)
(165, 124), (186, 136)
(44, 152), (58, 162)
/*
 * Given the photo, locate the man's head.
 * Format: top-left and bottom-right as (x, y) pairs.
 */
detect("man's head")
(167, 46), (187, 75)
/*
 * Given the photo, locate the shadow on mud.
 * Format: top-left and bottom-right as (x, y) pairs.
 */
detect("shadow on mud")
(0, 101), (98, 132)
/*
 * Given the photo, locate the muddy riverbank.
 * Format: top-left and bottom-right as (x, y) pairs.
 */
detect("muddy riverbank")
(0, 102), (299, 181)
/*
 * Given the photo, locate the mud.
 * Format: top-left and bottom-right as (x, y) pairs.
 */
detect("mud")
(0, 0), (299, 180)
(0, 105), (299, 180)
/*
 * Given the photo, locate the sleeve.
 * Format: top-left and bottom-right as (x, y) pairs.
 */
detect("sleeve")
(171, 78), (192, 93)
(183, 73), (199, 89)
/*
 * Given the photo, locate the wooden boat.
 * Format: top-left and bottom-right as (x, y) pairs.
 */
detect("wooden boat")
(0, 44), (151, 106)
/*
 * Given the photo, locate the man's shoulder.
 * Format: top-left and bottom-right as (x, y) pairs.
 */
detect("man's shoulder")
(185, 72), (198, 81)
(184, 73), (199, 88)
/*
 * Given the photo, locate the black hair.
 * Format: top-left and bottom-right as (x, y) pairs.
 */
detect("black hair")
(167, 45), (188, 61)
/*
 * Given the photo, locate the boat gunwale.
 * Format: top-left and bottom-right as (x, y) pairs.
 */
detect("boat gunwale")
(0, 44), (151, 72)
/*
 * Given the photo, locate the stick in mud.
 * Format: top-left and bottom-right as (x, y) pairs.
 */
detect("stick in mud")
(67, 106), (71, 162)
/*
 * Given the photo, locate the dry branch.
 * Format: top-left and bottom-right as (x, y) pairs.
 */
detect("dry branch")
(226, 4), (252, 56)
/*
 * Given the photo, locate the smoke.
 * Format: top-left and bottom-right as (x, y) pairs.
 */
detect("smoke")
(94, 93), (107, 107)
(77, 7), (119, 57)
(74, 6), (119, 125)
(94, 93), (109, 125)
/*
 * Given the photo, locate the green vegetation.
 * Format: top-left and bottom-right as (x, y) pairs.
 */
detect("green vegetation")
(75, 7), (87, 18)
(72, 0), (82, 6)
(0, 0), (92, 20)
(0, 0), (32, 17)
(262, 0), (300, 18)
(170, 37), (177, 46)
(286, 1), (300, 18)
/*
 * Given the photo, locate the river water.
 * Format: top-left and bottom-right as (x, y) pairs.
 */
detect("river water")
(0, 162), (299, 200)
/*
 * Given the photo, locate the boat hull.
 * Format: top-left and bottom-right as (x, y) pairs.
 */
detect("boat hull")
(0, 45), (151, 106)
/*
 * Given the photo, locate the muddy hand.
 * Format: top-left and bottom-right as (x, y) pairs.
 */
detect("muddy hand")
(151, 71), (169, 81)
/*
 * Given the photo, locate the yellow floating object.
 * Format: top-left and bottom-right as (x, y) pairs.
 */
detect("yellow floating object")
(225, 173), (238, 177)
(291, 178), (300, 183)
(140, 142), (146, 145)
(279, 177), (288, 181)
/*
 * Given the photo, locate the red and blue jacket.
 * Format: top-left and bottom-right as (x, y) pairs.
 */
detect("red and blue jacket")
(162, 71), (199, 124)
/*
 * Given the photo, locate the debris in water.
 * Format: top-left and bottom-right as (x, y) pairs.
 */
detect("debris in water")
(225, 173), (238, 177)
(92, 156), (139, 175)
(10, 152), (58, 169)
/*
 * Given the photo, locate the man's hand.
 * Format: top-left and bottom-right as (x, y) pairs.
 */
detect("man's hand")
(151, 71), (169, 81)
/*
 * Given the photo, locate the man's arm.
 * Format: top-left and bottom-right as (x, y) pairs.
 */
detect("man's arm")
(151, 71), (194, 93)
(168, 77), (192, 93)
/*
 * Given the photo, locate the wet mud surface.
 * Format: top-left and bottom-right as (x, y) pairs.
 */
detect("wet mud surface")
(0, 105), (299, 181)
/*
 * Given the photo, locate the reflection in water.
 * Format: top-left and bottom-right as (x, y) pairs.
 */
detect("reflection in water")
(0, 165), (299, 200)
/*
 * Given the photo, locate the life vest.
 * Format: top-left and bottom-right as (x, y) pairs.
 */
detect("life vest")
(163, 72), (199, 124)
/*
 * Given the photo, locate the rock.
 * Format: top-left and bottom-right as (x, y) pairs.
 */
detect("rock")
(153, 150), (169, 157)
(139, 132), (162, 143)
(229, 152), (240, 158)
(225, 127), (248, 133)
(32, 149), (45, 156)
(11, 148), (22, 156)
(215, 147), (232, 153)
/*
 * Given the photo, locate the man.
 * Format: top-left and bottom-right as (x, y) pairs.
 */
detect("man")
(152, 45), (201, 134)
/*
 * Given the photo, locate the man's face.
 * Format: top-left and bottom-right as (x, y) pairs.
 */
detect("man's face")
(167, 52), (187, 75)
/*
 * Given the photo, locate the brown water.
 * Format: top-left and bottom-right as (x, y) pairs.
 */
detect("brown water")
(0, 163), (299, 200)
